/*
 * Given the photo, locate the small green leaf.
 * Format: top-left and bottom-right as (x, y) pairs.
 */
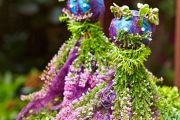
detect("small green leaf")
(149, 14), (159, 25)
(139, 7), (150, 17)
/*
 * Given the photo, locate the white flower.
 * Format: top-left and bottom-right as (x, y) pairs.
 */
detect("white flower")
(137, 3), (143, 8)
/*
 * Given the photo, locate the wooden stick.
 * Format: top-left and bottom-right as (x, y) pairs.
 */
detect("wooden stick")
(103, 0), (113, 36)
(175, 0), (180, 89)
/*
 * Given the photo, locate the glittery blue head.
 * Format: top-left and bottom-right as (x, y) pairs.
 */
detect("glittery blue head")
(66, 0), (105, 21)
(109, 10), (155, 41)
(109, 3), (159, 47)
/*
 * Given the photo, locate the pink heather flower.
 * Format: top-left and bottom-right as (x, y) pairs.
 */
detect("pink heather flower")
(48, 66), (56, 75)
(79, 70), (90, 87)
(93, 111), (111, 120)
(56, 105), (81, 120)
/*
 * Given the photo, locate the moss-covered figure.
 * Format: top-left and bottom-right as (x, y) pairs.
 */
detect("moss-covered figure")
(17, 2), (180, 120)
(17, 0), (113, 120)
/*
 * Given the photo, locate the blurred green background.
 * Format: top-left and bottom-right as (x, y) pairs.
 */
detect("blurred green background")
(0, 0), (176, 119)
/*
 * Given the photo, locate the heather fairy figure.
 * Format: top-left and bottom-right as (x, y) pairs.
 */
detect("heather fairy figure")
(57, 3), (159, 119)
(109, 4), (180, 119)
(17, 0), (114, 119)
(54, 3), (180, 120)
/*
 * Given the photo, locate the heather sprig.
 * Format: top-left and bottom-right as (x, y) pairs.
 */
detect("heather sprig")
(110, 45), (151, 75)
(111, 42), (158, 119)
(116, 30), (152, 49)
(112, 68), (157, 120)
(73, 82), (107, 109)
(67, 21), (113, 72)
(26, 109), (57, 120)
(130, 69), (157, 119)
(69, 82), (107, 119)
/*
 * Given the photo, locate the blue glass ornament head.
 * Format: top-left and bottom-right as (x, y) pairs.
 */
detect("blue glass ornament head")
(109, 3), (159, 47)
(65, 0), (105, 21)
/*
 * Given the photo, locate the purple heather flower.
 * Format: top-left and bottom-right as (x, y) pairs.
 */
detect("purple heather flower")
(61, 64), (85, 106)
(118, 88), (132, 119)
(93, 111), (104, 120)
(58, 106), (83, 120)
(93, 111), (111, 120)
(79, 69), (91, 87)
(99, 81), (116, 109)
(97, 69), (115, 82)
(55, 69), (115, 120)
(16, 41), (80, 120)
(61, 68), (109, 107)
(152, 108), (159, 120)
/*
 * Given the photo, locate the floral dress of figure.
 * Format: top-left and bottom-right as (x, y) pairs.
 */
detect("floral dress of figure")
(17, 0), (114, 120)
(56, 3), (180, 120)
(17, 1), (180, 120)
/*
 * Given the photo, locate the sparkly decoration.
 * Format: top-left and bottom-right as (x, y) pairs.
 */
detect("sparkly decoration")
(109, 3), (159, 47)
(65, 0), (105, 21)
(109, 10), (155, 42)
